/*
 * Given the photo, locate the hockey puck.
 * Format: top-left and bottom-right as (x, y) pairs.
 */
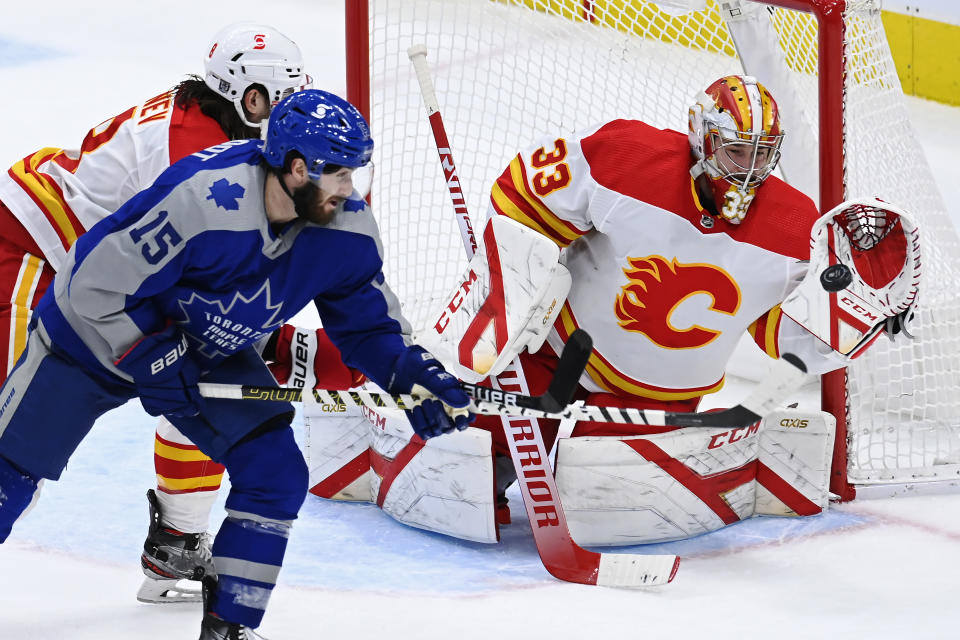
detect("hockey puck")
(820, 264), (853, 292)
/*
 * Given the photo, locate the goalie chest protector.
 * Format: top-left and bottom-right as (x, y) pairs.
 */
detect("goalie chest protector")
(492, 119), (820, 400)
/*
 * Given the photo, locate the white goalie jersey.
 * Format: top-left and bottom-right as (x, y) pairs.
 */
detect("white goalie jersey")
(487, 119), (841, 399)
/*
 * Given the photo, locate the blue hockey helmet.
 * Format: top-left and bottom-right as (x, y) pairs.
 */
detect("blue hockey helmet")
(262, 89), (373, 178)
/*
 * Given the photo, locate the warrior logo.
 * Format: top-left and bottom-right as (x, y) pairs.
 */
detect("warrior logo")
(614, 255), (740, 349)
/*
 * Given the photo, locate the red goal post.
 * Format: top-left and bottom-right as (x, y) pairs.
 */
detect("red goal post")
(345, 0), (960, 501)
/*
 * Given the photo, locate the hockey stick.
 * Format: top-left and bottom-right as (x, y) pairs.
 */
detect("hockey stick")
(199, 327), (590, 413)
(407, 44), (678, 587)
(198, 349), (807, 430)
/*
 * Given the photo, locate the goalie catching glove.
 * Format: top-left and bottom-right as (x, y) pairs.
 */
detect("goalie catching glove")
(781, 197), (921, 360)
(388, 346), (474, 440)
(415, 216), (571, 383)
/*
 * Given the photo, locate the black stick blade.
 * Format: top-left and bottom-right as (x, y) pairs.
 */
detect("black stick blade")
(542, 329), (593, 413)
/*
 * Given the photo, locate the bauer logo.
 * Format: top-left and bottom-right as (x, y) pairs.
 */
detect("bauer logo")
(466, 385), (518, 406)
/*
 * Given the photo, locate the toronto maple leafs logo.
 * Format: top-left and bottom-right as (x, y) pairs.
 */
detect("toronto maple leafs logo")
(206, 178), (245, 211)
(176, 280), (284, 360)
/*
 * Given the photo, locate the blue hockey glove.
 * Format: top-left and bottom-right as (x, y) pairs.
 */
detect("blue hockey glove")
(115, 326), (203, 418)
(388, 346), (474, 440)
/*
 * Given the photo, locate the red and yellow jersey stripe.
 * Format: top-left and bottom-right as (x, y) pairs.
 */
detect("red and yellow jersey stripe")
(555, 302), (725, 401)
(490, 154), (589, 248)
(748, 305), (784, 359)
(7, 149), (87, 254)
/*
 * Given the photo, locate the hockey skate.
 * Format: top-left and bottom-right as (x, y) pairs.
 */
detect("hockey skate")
(199, 576), (269, 640)
(137, 489), (214, 604)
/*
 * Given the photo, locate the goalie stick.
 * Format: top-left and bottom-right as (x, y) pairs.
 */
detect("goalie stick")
(198, 349), (807, 430)
(406, 44), (679, 587)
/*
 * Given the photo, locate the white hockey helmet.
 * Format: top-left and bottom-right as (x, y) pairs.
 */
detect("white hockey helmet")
(688, 75), (784, 224)
(204, 23), (312, 128)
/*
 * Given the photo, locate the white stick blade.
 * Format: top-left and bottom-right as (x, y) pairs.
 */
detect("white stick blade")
(596, 553), (680, 587)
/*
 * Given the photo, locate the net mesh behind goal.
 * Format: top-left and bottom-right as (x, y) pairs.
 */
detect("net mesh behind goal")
(349, 0), (960, 496)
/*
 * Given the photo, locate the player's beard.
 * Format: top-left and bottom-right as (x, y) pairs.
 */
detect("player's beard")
(292, 180), (339, 225)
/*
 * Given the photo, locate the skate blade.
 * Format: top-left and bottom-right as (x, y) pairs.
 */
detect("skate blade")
(136, 577), (203, 604)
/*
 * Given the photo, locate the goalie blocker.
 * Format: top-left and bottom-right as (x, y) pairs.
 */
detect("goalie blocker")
(414, 215), (571, 384)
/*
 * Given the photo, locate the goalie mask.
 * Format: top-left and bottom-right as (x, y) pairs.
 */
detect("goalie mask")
(204, 23), (313, 129)
(689, 75), (784, 224)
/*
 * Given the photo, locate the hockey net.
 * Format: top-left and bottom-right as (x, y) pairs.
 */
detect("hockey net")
(346, 0), (960, 500)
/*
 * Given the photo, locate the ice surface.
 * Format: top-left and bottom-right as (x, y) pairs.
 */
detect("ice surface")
(1, 2), (959, 638)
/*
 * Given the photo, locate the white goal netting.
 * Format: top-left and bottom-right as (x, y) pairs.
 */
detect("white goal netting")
(354, 0), (960, 494)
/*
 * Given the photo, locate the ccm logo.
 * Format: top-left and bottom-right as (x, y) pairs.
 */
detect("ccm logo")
(433, 269), (479, 334)
(779, 418), (809, 428)
(149, 338), (187, 375)
(362, 406), (387, 429)
(707, 423), (760, 449)
(839, 295), (879, 323)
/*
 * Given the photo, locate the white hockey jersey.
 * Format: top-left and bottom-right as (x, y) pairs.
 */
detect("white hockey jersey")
(487, 120), (824, 401)
(0, 89), (229, 272)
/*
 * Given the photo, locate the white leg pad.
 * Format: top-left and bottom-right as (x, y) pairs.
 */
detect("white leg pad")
(367, 406), (498, 543)
(755, 410), (836, 516)
(302, 402), (374, 502)
(555, 426), (761, 546)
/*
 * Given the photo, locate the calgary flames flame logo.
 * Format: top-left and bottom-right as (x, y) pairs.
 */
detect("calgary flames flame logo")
(614, 255), (741, 349)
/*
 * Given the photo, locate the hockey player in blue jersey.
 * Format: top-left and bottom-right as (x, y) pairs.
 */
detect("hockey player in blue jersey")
(0, 89), (472, 639)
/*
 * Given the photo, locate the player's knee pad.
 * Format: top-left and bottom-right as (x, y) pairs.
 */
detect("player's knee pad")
(555, 426), (761, 545)
(0, 455), (40, 542)
(222, 414), (308, 521)
(302, 402), (373, 501)
(360, 405), (499, 543)
(755, 410), (836, 516)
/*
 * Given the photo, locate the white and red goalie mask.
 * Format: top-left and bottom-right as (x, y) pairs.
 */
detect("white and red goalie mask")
(688, 75), (784, 224)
